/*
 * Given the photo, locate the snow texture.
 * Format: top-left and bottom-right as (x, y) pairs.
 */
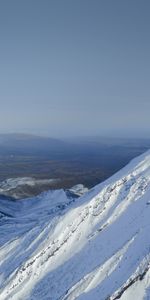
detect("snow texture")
(0, 150), (150, 300)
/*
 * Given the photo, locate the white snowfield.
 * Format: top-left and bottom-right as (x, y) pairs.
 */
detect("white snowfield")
(0, 150), (150, 300)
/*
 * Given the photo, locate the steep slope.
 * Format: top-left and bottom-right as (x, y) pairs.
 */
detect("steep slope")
(0, 150), (150, 300)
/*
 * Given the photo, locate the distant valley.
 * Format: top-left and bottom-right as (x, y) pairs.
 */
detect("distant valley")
(0, 134), (150, 198)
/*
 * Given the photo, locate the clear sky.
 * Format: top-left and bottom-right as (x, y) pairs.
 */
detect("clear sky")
(0, 0), (150, 138)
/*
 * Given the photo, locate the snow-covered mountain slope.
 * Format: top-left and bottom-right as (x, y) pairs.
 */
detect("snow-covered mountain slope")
(0, 177), (88, 199)
(67, 184), (89, 197)
(0, 177), (60, 199)
(0, 150), (150, 300)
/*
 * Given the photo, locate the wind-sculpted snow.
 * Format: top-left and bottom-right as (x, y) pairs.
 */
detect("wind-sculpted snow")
(0, 151), (150, 300)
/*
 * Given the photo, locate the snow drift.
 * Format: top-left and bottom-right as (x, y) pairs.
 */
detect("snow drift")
(0, 150), (150, 300)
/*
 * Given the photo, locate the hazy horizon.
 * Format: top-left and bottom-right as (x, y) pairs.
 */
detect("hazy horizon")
(0, 130), (149, 141)
(0, 1), (150, 138)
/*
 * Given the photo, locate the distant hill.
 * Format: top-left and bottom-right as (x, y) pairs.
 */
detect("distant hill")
(0, 133), (69, 157)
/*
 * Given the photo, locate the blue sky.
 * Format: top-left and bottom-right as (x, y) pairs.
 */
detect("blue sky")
(0, 0), (150, 138)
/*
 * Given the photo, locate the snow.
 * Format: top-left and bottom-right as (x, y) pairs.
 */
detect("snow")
(0, 177), (59, 199)
(68, 184), (89, 196)
(120, 267), (150, 300)
(0, 177), (58, 190)
(0, 150), (150, 299)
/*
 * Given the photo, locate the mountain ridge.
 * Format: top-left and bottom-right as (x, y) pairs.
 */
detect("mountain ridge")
(0, 150), (150, 299)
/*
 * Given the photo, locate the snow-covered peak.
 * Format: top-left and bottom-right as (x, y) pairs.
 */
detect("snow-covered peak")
(0, 150), (150, 300)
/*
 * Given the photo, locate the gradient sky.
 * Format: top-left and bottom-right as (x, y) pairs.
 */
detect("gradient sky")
(0, 0), (150, 138)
